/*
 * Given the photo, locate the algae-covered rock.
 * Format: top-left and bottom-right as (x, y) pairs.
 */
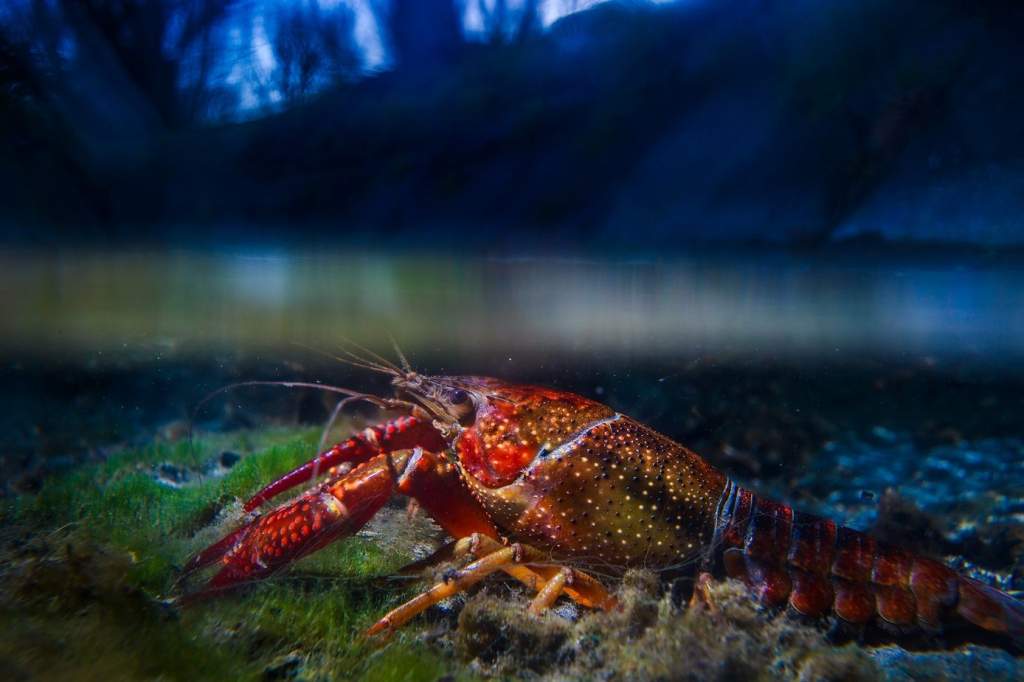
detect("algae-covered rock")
(2, 530), (158, 616)
(263, 650), (304, 680)
(455, 571), (880, 681)
(454, 572), (1024, 681)
(871, 645), (1023, 682)
(457, 591), (572, 673)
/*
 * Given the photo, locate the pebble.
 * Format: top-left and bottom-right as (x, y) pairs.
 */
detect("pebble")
(219, 451), (241, 468)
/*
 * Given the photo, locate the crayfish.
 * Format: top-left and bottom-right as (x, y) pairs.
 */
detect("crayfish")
(181, 354), (1023, 648)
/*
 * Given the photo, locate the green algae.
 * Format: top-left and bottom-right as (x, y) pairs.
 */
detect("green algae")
(0, 428), (472, 682)
(4, 428), (1021, 681)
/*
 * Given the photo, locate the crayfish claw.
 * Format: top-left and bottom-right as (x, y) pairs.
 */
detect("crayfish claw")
(181, 454), (398, 598)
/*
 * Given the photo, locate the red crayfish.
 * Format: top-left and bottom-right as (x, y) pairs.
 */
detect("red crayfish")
(182, 358), (1024, 648)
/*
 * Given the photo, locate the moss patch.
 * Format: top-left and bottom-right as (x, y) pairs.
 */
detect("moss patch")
(0, 428), (471, 682)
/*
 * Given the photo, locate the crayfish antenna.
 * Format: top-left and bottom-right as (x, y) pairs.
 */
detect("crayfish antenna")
(188, 380), (379, 455)
(290, 339), (399, 377)
(388, 334), (414, 375)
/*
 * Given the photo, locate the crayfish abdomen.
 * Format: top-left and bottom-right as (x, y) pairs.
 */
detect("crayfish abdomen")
(712, 482), (1024, 643)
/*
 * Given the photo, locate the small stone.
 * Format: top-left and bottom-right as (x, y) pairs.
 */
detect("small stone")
(263, 652), (302, 680)
(220, 451), (241, 468)
(871, 644), (1022, 682)
(552, 600), (580, 622)
(157, 420), (190, 443)
(871, 426), (897, 444)
(155, 463), (190, 487)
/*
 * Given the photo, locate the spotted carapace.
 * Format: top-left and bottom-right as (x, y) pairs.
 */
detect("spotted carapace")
(182, 369), (1024, 648)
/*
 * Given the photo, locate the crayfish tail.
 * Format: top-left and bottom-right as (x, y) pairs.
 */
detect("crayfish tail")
(713, 482), (1024, 648)
(956, 575), (1024, 646)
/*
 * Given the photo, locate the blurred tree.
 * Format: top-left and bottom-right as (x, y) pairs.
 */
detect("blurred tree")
(475, 0), (539, 44)
(386, 0), (463, 69)
(478, 0), (508, 44)
(1, 25), (36, 105)
(271, 0), (359, 104)
(0, 19), (108, 230)
(56, 0), (236, 130)
(517, 0), (539, 42)
(0, 0), (65, 98)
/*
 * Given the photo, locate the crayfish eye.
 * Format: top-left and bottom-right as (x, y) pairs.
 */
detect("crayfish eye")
(446, 388), (475, 423)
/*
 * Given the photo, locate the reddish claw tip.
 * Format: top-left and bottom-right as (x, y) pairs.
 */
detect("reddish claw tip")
(181, 524), (250, 576)
(242, 496), (265, 513)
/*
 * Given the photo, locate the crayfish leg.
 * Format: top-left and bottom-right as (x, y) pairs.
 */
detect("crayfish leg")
(688, 571), (720, 615)
(528, 567), (572, 615)
(365, 536), (615, 637)
(453, 533), (617, 612)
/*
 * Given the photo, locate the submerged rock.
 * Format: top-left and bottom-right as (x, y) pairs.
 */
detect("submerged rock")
(456, 571), (881, 681)
(456, 570), (1024, 680)
(155, 462), (192, 487)
(871, 645), (1022, 682)
(152, 449), (247, 489)
(263, 651), (303, 680)
(219, 451), (241, 468)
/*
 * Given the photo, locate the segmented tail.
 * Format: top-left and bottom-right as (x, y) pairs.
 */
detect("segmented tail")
(957, 575), (1024, 646)
(712, 481), (1024, 646)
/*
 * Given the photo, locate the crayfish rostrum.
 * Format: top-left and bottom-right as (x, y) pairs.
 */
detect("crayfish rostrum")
(182, 363), (1023, 648)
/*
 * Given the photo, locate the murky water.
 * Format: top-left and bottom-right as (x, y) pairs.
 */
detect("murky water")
(5, 249), (1024, 362)
(3, 248), (1024, 680)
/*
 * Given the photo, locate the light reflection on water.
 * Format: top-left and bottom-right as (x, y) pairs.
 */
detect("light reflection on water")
(4, 249), (1023, 363)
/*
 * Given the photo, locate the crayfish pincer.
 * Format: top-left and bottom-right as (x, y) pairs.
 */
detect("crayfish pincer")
(181, 369), (1024, 649)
